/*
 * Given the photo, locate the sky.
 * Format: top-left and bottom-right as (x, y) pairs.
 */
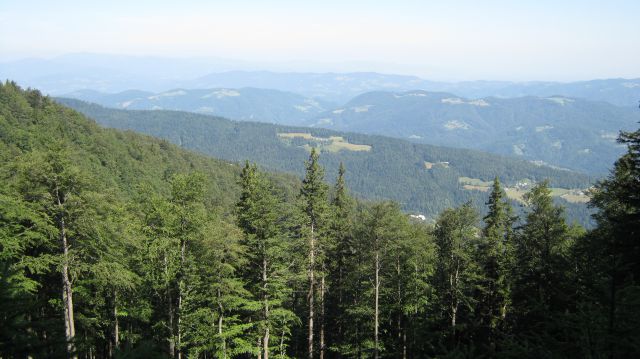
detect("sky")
(1, 0), (639, 81)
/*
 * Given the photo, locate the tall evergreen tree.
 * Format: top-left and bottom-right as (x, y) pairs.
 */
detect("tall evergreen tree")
(433, 203), (481, 350)
(586, 127), (640, 356)
(14, 145), (97, 359)
(0, 176), (56, 357)
(326, 163), (355, 357)
(237, 162), (298, 359)
(298, 149), (329, 359)
(510, 180), (575, 355)
(477, 177), (516, 349)
(181, 217), (252, 358)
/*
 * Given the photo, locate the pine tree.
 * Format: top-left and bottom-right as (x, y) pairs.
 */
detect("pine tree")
(181, 217), (252, 358)
(478, 177), (516, 349)
(510, 180), (574, 354)
(0, 176), (54, 356)
(586, 127), (640, 356)
(134, 173), (208, 358)
(433, 203), (481, 349)
(298, 149), (329, 359)
(326, 162), (355, 357)
(14, 145), (96, 359)
(237, 162), (298, 359)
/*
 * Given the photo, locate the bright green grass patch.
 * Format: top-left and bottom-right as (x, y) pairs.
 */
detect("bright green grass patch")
(278, 132), (372, 153)
(459, 177), (590, 204)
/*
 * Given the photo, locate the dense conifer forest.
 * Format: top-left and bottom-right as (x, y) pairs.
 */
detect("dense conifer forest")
(1, 82), (639, 358)
(57, 98), (595, 227)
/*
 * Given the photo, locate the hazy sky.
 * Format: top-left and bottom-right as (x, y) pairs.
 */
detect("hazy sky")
(1, 0), (639, 80)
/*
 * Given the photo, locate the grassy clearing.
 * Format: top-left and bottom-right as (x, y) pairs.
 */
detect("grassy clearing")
(459, 176), (492, 186)
(425, 161), (451, 169)
(278, 132), (372, 153)
(459, 177), (590, 204)
(278, 132), (315, 140)
(463, 184), (490, 192)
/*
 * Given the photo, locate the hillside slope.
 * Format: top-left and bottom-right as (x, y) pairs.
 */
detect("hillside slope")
(0, 82), (298, 211)
(59, 98), (596, 224)
(64, 87), (329, 125)
(309, 90), (640, 174)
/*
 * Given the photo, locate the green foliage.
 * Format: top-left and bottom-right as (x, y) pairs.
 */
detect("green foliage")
(1, 82), (639, 358)
(58, 97), (595, 226)
(310, 90), (640, 174)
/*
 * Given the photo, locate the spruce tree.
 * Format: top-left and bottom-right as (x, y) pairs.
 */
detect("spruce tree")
(298, 149), (329, 359)
(510, 180), (574, 354)
(14, 145), (95, 359)
(587, 127), (640, 356)
(433, 203), (481, 349)
(237, 162), (297, 359)
(326, 162), (355, 357)
(478, 177), (516, 349)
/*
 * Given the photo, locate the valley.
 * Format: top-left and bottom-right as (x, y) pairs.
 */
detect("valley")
(58, 97), (596, 226)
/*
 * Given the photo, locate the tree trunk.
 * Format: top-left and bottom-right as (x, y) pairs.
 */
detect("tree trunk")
(396, 258), (401, 359)
(263, 257), (270, 359)
(337, 264), (343, 358)
(308, 223), (316, 359)
(218, 288), (226, 359)
(114, 291), (120, 351)
(177, 239), (186, 359)
(374, 249), (380, 359)
(608, 256), (617, 358)
(279, 327), (286, 359)
(57, 188), (77, 359)
(320, 274), (326, 359)
(165, 253), (175, 358)
(219, 313), (226, 359)
(402, 328), (407, 359)
(450, 264), (460, 340)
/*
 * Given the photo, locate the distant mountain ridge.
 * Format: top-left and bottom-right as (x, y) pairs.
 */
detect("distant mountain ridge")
(308, 90), (640, 174)
(64, 87), (329, 125)
(3, 53), (639, 106)
(186, 71), (425, 103)
(62, 87), (640, 175)
(186, 72), (640, 107)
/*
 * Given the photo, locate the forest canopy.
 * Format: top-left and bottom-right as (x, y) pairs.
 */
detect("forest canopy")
(1, 82), (639, 358)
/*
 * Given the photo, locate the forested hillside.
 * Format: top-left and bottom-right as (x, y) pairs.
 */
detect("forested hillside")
(59, 86), (639, 175)
(2, 82), (639, 358)
(58, 98), (596, 225)
(309, 90), (640, 174)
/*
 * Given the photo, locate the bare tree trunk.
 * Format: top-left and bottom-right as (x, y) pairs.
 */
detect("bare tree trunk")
(608, 258), (617, 359)
(57, 188), (77, 359)
(279, 327), (286, 359)
(263, 257), (270, 359)
(218, 313), (226, 359)
(114, 291), (120, 352)
(257, 337), (263, 359)
(396, 258), (401, 359)
(165, 253), (175, 358)
(337, 264), (343, 358)
(177, 240), (186, 359)
(308, 223), (316, 359)
(450, 263), (460, 341)
(320, 274), (326, 359)
(374, 250), (380, 359)
(402, 329), (407, 359)
(218, 288), (226, 359)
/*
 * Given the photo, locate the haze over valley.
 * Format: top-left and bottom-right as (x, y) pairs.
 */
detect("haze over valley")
(1, 1), (639, 358)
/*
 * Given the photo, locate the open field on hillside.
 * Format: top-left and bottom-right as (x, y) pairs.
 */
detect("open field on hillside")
(278, 132), (372, 152)
(458, 177), (590, 204)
